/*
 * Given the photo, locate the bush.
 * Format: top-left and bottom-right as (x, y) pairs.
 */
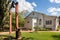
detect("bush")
(34, 26), (52, 31)
(34, 26), (41, 31)
(38, 28), (48, 31)
(28, 28), (32, 31)
(57, 26), (60, 30)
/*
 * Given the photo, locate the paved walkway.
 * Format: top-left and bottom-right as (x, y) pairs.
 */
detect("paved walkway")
(0, 31), (32, 34)
(0, 31), (60, 35)
(0, 31), (15, 35)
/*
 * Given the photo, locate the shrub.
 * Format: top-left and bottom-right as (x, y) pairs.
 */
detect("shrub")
(34, 26), (52, 31)
(34, 26), (41, 31)
(57, 26), (60, 30)
(29, 28), (32, 31)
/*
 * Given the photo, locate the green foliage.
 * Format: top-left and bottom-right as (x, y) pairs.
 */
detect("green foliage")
(59, 16), (60, 25)
(12, 13), (25, 28)
(57, 26), (60, 30)
(18, 13), (25, 27)
(34, 26), (41, 31)
(0, 0), (10, 31)
(40, 28), (51, 31)
(34, 26), (52, 31)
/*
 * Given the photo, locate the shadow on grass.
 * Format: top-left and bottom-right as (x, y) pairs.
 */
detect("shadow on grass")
(0, 35), (8, 37)
(52, 35), (60, 40)
(0, 35), (34, 40)
(0, 35), (8, 40)
(0, 35), (16, 40)
(21, 37), (34, 40)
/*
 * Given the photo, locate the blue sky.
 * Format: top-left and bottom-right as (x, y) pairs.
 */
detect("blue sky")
(12, 0), (60, 16)
(26, 0), (60, 16)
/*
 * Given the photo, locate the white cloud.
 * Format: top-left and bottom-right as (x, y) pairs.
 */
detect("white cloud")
(32, 2), (37, 7)
(50, 0), (60, 3)
(51, 12), (57, 16)
(11, 0), (37, 12)
(47, 7), (56, 12)
(50, 0), (54, 3)
(47, 7), (60, 16)
(55, 0), (60, 3)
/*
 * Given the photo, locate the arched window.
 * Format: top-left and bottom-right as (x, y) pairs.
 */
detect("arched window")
(39, 19), (42, 25)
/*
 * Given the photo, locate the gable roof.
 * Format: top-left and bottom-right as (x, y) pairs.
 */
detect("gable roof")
(24, 11), (44, 18)
(23, 11), (57, 19)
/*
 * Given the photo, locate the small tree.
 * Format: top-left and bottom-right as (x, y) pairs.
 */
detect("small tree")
(12, 13), (25, 30)
(57, 26), (60, 31)
(59, 16), (60, 25)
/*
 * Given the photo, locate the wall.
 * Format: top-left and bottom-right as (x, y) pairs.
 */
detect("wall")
(24, 17), (32, 30)
(24, 11), (58, 30)
(43, 15), (57, 30)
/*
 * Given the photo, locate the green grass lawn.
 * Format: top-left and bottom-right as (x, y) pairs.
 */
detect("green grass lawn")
(21, 32), (60, 40)
(0, 31), (60, 40)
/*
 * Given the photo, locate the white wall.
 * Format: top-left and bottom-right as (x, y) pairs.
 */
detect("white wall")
(32, 18), (37, 31)
(55, 17), (59, 30)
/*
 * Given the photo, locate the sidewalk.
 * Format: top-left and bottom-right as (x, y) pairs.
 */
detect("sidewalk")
(0, 31), (15, 35)
(0, 30), (32, 34)
(0, 31), (60, 35)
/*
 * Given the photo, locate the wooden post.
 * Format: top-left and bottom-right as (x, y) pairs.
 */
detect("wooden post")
(9, 8), (12, 40)
(9, 9), (12, 35)
(15, 3), (21, 39)
(9, 1), (19, 39)
(15, 3), (18, 29)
